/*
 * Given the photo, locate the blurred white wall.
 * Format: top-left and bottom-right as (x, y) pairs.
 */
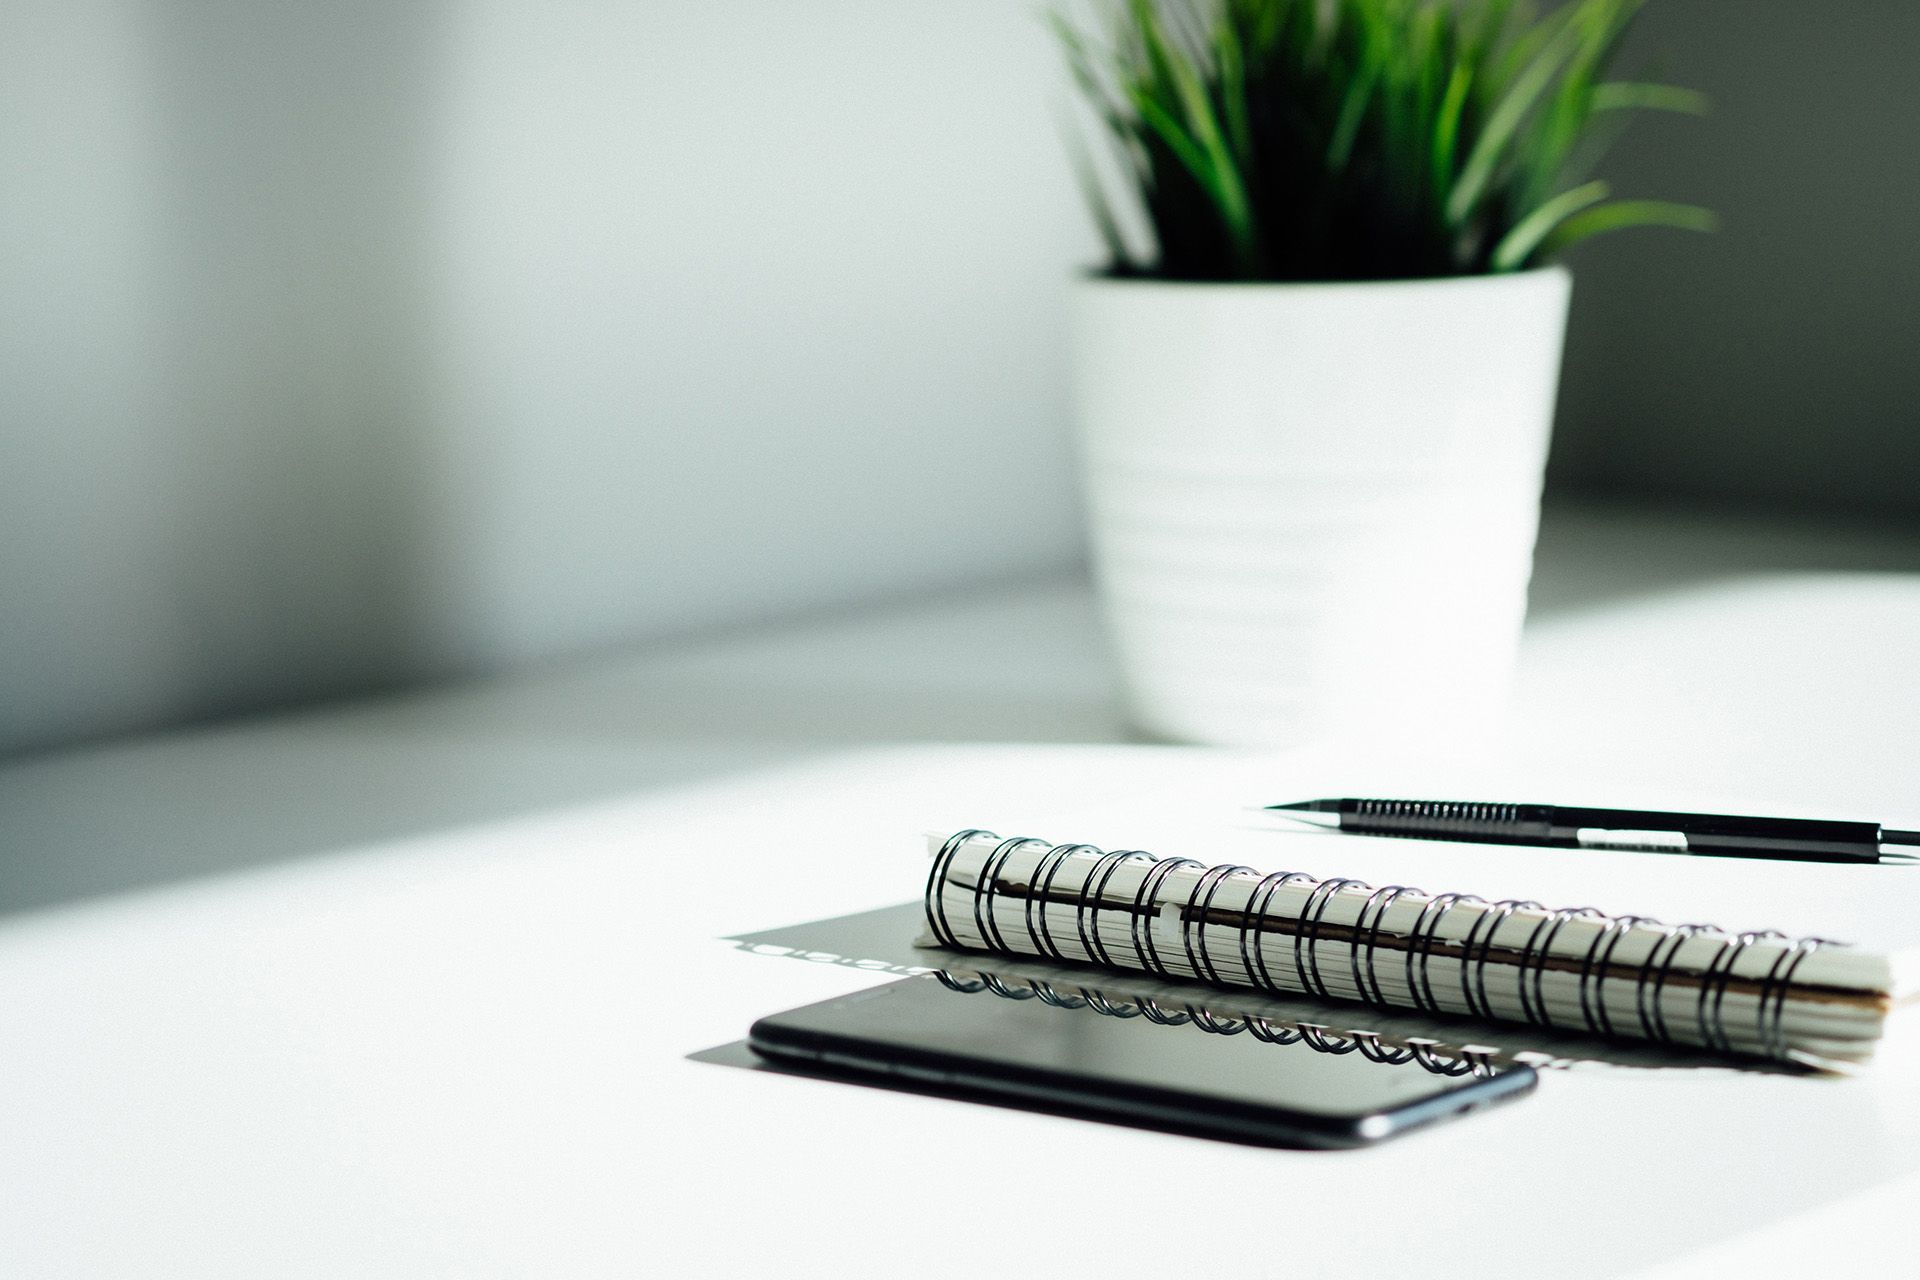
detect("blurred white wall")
(9, 1), (1916, 759)
(1, 1), (1095, 756)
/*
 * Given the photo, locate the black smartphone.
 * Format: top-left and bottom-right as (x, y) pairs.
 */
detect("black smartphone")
(748, 972), (1536, 1148)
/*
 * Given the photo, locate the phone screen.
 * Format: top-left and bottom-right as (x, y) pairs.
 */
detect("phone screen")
(749, 972), (1535, 1146)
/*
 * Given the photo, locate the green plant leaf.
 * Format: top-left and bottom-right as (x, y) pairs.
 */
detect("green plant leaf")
(1536, 198), (1719, 258)
(1215, 8), (1255, 171)
(1129, 0), (1258, 269)
(1431, 62), (1473, 201)
(1327, 53), (1379, 171)
(1447, 9), (1584, 226)
(1130, 88), (1215, 189)
(1591, 81), (1710, 114)
(1489, 1), (1577, 95)
(1490, 178), (1610, 269)
(1514, 0), (1634, 216)
(1050, 0), (1710, 281)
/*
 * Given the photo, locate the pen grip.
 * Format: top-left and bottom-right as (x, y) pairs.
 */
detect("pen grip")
(1342, 799), (1556, 844)
(1554, 808), (1885, 861)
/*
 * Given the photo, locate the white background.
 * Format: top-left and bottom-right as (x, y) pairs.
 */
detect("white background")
(0, 1), (1092, 755)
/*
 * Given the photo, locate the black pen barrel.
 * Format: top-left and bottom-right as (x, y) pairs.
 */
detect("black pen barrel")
(1332, 799), (1890, 861)
(1547, 807), (1884, 860)
(1337, 799), (1557, 844)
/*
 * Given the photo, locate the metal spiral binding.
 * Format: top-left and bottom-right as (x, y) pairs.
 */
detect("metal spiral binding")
(1697, 930), (1782, 1056)
(1409, 1041), (1489, 1077)
(980, 972), (1037, 1000)
(1183, 862), (1254, 987)
(1579, 913), (1653, 1039)
(1757, 935), (1829, 1061)
(1083, 990), (1143, 1018)
(924, 828), (994, 949)
(1351, 1030), (1416, 1066)
(931, 969), (1495, 1077)
(1298, 1025), (1359, 1054)
(974, 836), (1049, 957)
(1635, 922), (1712, 1046)
(1130, 857), (1202, 980)
(1240, 870), (1315, 997)
(933, 971), (989, 994)
(1297, 877), (1365, 1001)
(1404, 891), (1474, 1016)
(1246, 1016), (1304, 1046)
(1026, 842), (1096, 962)
(1460, 898), (1541, 1021)
(1188, 1007), (1247, 1035)
(1032, 983), (1089, 1010)
(927, 829), (1848, 1063)
(1137, 996), (1191, 1026)
(1356, 884), (1424, 1009)
(1076, 847), (1153, 969)
(1516, 905), (1602, 1029)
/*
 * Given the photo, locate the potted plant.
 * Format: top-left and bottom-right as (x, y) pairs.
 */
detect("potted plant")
(1057, 0), (1712, 747)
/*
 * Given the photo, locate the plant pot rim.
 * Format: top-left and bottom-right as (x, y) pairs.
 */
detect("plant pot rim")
(1074, 264), (1569, 292)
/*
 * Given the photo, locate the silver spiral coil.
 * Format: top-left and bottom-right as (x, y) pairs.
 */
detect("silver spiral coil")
(930, 969), (1496, 1078)
(925, 828), (1848, 1062)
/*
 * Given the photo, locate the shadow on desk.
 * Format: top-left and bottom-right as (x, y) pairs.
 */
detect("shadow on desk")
(0, 580), (1129, 919)
(5, 500), (1918, 920)
(1525, 501), (1920, 619)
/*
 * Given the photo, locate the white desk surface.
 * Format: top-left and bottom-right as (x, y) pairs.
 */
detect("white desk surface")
(4, 502), (1920, 1278)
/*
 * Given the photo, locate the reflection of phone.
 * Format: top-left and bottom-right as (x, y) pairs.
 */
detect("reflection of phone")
(749, 973), (1536, 1148)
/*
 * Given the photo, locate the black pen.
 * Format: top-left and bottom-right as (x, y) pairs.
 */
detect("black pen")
(1265, 798), (1920, 864)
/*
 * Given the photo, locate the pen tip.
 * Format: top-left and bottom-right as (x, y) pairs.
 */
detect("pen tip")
(1266, 800), (1334, 812)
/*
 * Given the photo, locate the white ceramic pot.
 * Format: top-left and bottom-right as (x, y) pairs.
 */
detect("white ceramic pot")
(1071, 267), (1572, 749)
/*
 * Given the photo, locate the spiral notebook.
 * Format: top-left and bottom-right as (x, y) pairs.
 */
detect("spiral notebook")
(922, 826), (1917, 1069)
